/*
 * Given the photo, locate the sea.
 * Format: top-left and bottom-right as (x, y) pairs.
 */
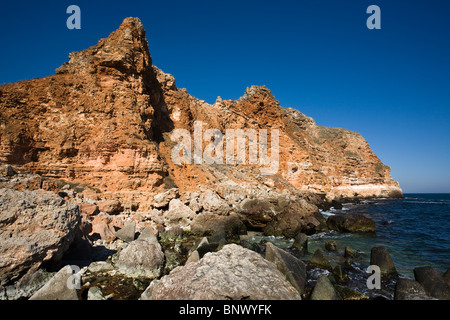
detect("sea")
(313, 193), (450, 278)
(253, 193), (450, 299)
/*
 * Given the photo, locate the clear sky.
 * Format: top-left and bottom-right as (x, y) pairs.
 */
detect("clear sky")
(0, 0), (449, 193)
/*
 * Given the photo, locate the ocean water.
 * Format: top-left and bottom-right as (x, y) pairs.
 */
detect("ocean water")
(311, 193), (450, 278)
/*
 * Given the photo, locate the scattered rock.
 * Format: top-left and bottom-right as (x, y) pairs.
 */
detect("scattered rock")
(141, 244), (301, 300)
(138, 227), (158, 244)
(87, 261), (114, 274)
(90, 214), (117, 242)
(115, 221), (136, 242)
(78, 203), (99, 216)
(414, 266), (450, 300)
(29, 265), (80, 300)
(310, 274), (341, 300)
(199, 190), (230, 216)
(164, 203), (196, 227)
(116, 239), (164, 279)
(265, 242), (307, 294)
(87, 286), (106, 300)
(326, 214), (376, 233)
(370, 247), (397, 275)
(153, 188), (179, 209)
(82, 189), (99, 201)
(309, 249), (332, 270)
(325, 240), (338, 252)
(97, 199), (122, 214)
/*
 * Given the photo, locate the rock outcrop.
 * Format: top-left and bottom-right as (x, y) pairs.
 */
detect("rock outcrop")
(140, 244), (301, 300)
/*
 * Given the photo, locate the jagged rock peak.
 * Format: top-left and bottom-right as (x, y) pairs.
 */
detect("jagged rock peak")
(56, 17), (152, 75)
(238, 85), (273, 102)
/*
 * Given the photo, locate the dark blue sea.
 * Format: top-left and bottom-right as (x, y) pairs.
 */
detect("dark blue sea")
(312, 193), (450, 278)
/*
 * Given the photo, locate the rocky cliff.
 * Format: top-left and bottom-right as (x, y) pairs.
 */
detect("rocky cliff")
(0, 17), (402, 214)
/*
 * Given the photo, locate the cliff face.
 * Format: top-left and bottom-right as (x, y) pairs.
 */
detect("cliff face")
(0, 18), (402, 211)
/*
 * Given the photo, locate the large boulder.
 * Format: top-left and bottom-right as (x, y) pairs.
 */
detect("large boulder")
(309, 249), (332, 270)
(191, 212), (247, 241)
(310, 275), (341, 300)
(140, 244), (301, 300)
(0, 189), (80, 286)
(370, 247), (397, 275)
(265, 242), (307, 295)
(29, 265), (80, 300)
(263, 200), (321, 237)
(152, 188), (179, 209)
(394, 278), (435, 300)
(327, 214), (376, 233)
(199, 190), (230, 216)
(116, 238), (164, 279)
(414, 266), (450, 300)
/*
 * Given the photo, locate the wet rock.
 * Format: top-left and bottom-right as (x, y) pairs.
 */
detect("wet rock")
(326, 214), (376, 233)
(370, 247), (397, 275)
(444, 269), (450, 286)
(332, 265), (349, 284)
(310, 274), (341, 300)
(309, 249), (332, 270)
(325, 240), (337, 252)
(344, 246), (357, 258)
(414, 266), (450, 300)
(394, 278), (434, 300)
(116, 238), (164, 279)
(29, 265), (80, 300)
(292, 232), (308, 253)
(335, 285), (369, 300)
(265, 242), (307, 295)
(115, 221), (136, 242)
(141, 244), (301, 300)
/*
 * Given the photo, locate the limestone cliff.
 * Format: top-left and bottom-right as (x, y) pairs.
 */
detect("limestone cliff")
(0, 17), (402, 212)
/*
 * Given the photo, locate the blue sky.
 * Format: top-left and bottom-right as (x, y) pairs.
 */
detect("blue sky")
(0, 0), (449, 193)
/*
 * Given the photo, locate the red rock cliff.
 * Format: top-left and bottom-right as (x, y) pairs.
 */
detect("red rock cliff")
(0, 17), (402, 211)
